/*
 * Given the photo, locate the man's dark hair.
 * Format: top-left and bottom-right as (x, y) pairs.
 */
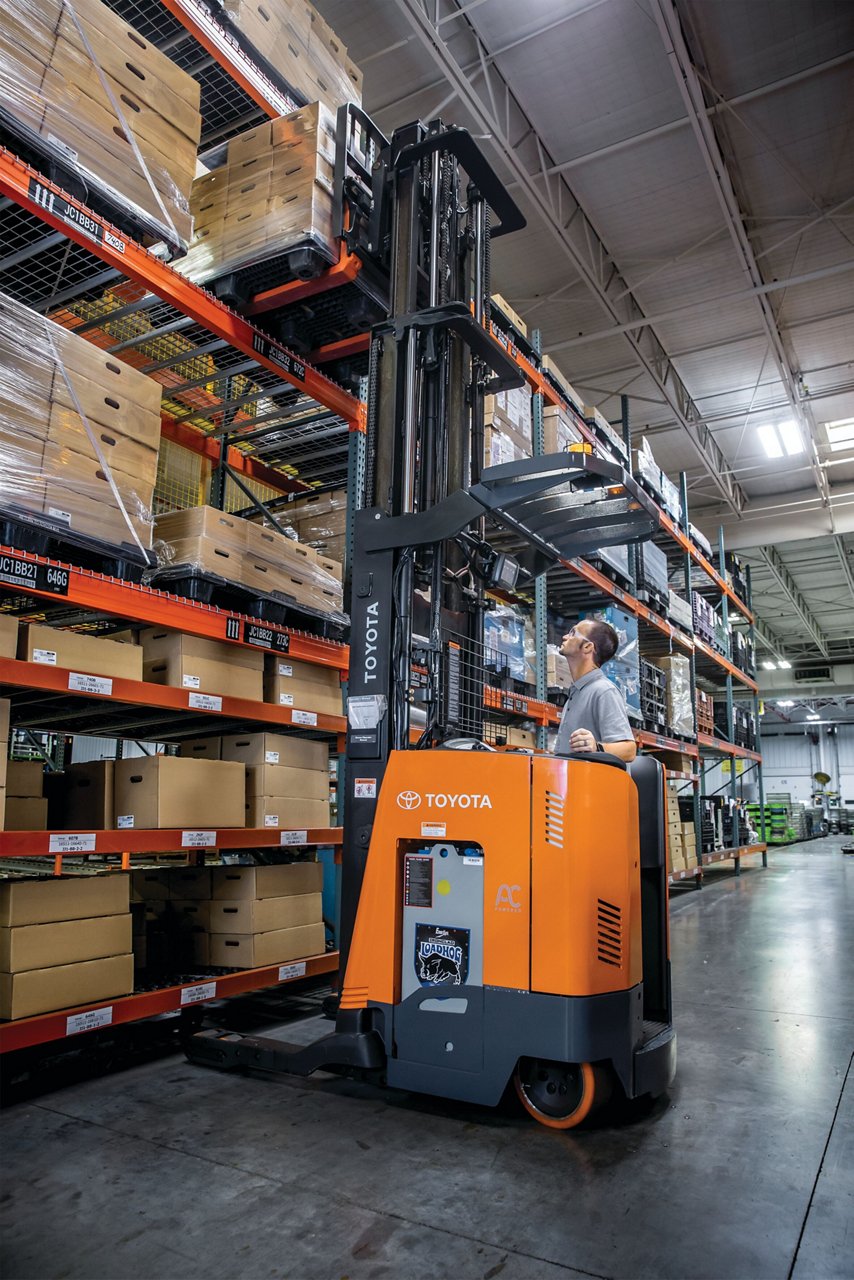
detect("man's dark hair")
(585, 618), (619, 667)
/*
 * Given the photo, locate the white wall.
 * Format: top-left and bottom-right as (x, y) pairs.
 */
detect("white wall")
(757, 726), (854, 804)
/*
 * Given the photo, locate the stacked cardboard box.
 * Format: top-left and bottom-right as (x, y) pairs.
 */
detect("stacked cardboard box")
(154, 505), (344, 620)
(582, 405), (628, 462)
(221, 0), (362, 110)
(276, 489), (347, 565)
(0, 697), (9, 832)
(0, 0), (200, 248)
(177, 732), (332, 828)
(543, 404), (584, 454)
(181, 103), (337, 285)
(491, 294), (527, 338)
(140, 627), (264, 702)
(209, 862), (325, 968)
(263, 656), (342, 718)
(130, 866), (211, 970)
(484, 389), (533, 468)
(667, 782), (698, 875)
(0, 294), (162, 551)
(114, 756), (246, 830)
(4, 761), (48, 832)
(0, 875), (133, 1019)
(541, 355), (585, 415)
(697, 689), (714, 735)
(20, 623), (144, 683)
(55, 761), (115, 830)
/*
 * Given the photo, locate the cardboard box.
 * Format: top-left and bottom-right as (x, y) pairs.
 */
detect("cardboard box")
(6, 761), (44, 798)
(20, 624), (143, 681)
(209, 921), (325, 969)
(245, 764), (329, 800)
(170, 899), (211, 929)
(178, 737), (222, 760)
(140, 629), (263, 701)
(211, 862), (322, 900)
(246, 796), (330, 830)
(5, 796), (48, 830)
(220, 732), (328, 771)
(0, 913), (132, 972)
(0, 874), (129, 927)
(114, 757), (246, 829)
(0, 953), (134, 1020)
(154, 506), (248, 556)
(130, 868), (172, 903)
(208, 891), (321, 934)
(59, 761), (115, 830)
(168, 867), (212, 900)
(0, 615), (18, 660)
(652, 751), (696, 775)
(264, 672), (342, 716)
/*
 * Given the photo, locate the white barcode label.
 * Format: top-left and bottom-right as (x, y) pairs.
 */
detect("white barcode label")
(33, 648), (57, 665)
(47, 506), (72, 525)
(188, 692), (222, 712)
(463, 856), (483, 865)
(180, 981), (216, 1005)
(421, 823), (446, 838)
(49, 833), (97, 853)
(182, 674), (201, 689)
(278, 693), (295, 707)
(265, 750), (280, 763)
(264, 814), (280, 827)
(354, 778), (376, 798)
(117, 814), (134, 829)
(277, 663), (293, 677)
(280, 830), (308, 845)
(292, 709), (317, 726)
(278, 962), (306, 981)
(181, 830), (217, 847)
(66, 1006), (112, 1036)
(69, 672), (113, 696)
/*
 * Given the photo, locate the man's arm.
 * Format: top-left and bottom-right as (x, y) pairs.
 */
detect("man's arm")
(569, 726), (637, 761)
(569, 684), (638, 761)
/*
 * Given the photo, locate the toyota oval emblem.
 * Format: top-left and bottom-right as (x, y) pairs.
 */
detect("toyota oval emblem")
(397, 790), (422, 810)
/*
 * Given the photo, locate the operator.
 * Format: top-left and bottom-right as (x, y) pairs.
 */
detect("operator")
(554, 618), (637, 763)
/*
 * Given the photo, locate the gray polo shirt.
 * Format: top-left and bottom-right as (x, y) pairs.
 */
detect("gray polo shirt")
(554, 667), (633, 755)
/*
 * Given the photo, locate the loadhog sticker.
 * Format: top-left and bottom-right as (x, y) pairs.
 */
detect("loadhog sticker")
(415, 924), (469, 987)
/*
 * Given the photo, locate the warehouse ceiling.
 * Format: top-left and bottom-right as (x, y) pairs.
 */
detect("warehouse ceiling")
(317, 0), (854, 678)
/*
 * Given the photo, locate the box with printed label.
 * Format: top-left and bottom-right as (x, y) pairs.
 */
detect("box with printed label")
(140, 629), (263, 701)
(6, 761), (44, 798)
(209, 921), (326, 969)
(0, 953), (134, 1020)
(0, 874), (129, 927)
(220, 732), (328, 771)
(0, 912), (132, 972)
(59, 761), (115, 830)
(262, 656), (341, 715)
(114, 757), (245, 830)
(19, 624), (143, 682)
(211, 862), (323, 901)
(177, 736), (223, 760)
(208, 892), (321, 934)
(246, 796), (331, 830)
(245, 764), (329, 800)
(4, 796), (49, 830)
(0, 615), (18, 660)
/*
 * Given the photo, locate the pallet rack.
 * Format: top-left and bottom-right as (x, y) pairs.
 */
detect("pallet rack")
(0, 11), (767, 1051)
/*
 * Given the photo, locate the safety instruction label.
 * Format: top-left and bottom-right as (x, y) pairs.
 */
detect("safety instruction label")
(354, 778), (376, 798)
(421, 822), (446, 838)
(181, 830), (217, 847)
(69, 672), (113, 696)
(49, 833), (97, 853)
(188, 692), (222, 712)
(278, 962), (307, 981)
(66, 1006), (113, 1036)
(404, 855), (432, 908)
(180, 982), (216, 1006)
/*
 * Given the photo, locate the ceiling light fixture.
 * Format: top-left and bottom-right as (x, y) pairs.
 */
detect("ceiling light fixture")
(807, 713), (820, 721)
(825, 417), (854, 452)
(777, 659), (792, 669)
(761, 660), (777, 670)
(777, 700), (795, 708)
(758, 421), (804, 458)
(758, 425), (783, 458)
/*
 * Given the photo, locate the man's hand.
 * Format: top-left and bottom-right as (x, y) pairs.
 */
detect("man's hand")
(569, 728), (597, 753)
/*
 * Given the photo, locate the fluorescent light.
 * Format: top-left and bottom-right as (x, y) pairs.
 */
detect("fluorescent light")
(826, 418), (854, 452)
(777, 420), (803, 456)
(807, 713), (820, 721)
(761, 660), (777, 670)
(758, 425), (784, 458)
(777, 659), (792, 669)
(777, 700), (795, 708)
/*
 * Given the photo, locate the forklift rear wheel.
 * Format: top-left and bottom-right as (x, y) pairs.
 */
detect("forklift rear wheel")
(514, 1058), (612, 1129)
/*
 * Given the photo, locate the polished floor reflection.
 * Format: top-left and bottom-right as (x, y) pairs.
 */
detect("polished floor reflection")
(1, 840), (852, 1280)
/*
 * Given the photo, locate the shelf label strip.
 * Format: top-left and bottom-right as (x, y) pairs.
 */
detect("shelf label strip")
(180, 981), (217, 1005)
(66, 1006), (113, 1036)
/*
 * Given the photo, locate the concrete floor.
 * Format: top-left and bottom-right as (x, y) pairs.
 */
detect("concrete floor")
(1, 839), (852, 1280)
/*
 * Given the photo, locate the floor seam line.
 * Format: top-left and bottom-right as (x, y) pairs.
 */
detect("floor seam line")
(786, 1049), (853, 1280)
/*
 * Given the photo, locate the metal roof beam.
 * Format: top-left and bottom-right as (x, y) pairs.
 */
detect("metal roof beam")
(833, 536), (854, 607)
(650, 0), (829, 508)
(757, 547), (829, 657)
(393, 0), (748, 514)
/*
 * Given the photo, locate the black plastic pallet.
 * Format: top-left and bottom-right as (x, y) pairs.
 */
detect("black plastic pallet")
(0, 505), (155, 581)
(209, 235), (339, 311)
(0, 113), (187, 260)
(585, 558), (633, 594)
(148, 564), (348, 639)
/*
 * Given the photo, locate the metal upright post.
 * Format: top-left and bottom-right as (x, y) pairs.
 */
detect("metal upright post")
(622, 396), (637, 596)
(532, 330), (548, 751)
(719, 524), (739, 874)
(681, 471), (702, 885)
(747, 564), (768, 866)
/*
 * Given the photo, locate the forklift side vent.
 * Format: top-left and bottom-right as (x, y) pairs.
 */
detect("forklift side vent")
(544, 790), (565, 847)
(597, 899), (623, 967)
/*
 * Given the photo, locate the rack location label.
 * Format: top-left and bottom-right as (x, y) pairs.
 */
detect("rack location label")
(228, 618), (291, 652)
(278, 962), (307, 981)
(292, 710), (318, 726)
(49, 833), (97, 853)
(0, 554), (69, 596)
(280, 830), (308, 845)
(180, 982), (216, 1005)
(181, 830), (218, 847)
(188, 692), (222, 712)
(69, 673), (113, 696)
(66, 1006), (113, 1036)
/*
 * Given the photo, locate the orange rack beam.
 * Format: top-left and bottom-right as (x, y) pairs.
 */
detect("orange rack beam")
(697, 733), (761, 762)
(635, 730), (699, 757)
(702, 844), (766, 866)
(0, 949), (338, 1054)
(0, 826), (343, 860)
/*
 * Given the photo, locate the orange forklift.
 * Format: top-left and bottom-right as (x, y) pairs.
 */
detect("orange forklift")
(187, 113), (676, 1128)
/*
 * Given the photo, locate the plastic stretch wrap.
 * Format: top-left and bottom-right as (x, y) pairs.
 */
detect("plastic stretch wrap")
(484, 608), (526, 681)
(667, 589), (694, 632)
(219, 0), (362, 110)
(179, 103), (337, 286)
(603, 656), (641, 720)
(521, 621), (570, 690)
(652, 656), (694, 737)
(153, 505), (346, 624)
(582, 605), (639, 667)
(0, 291), (161, 555)
(593, 542), (630, 581)
(637, 538), (669, 596)
(632, 436), (662, 494)
(659, 473), (683, 525)
(0, 0), (200, 249)
(276, 487), (347, 563)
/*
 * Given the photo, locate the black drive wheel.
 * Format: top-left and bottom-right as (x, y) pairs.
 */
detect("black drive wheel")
(514, 1057), (612, 1129)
